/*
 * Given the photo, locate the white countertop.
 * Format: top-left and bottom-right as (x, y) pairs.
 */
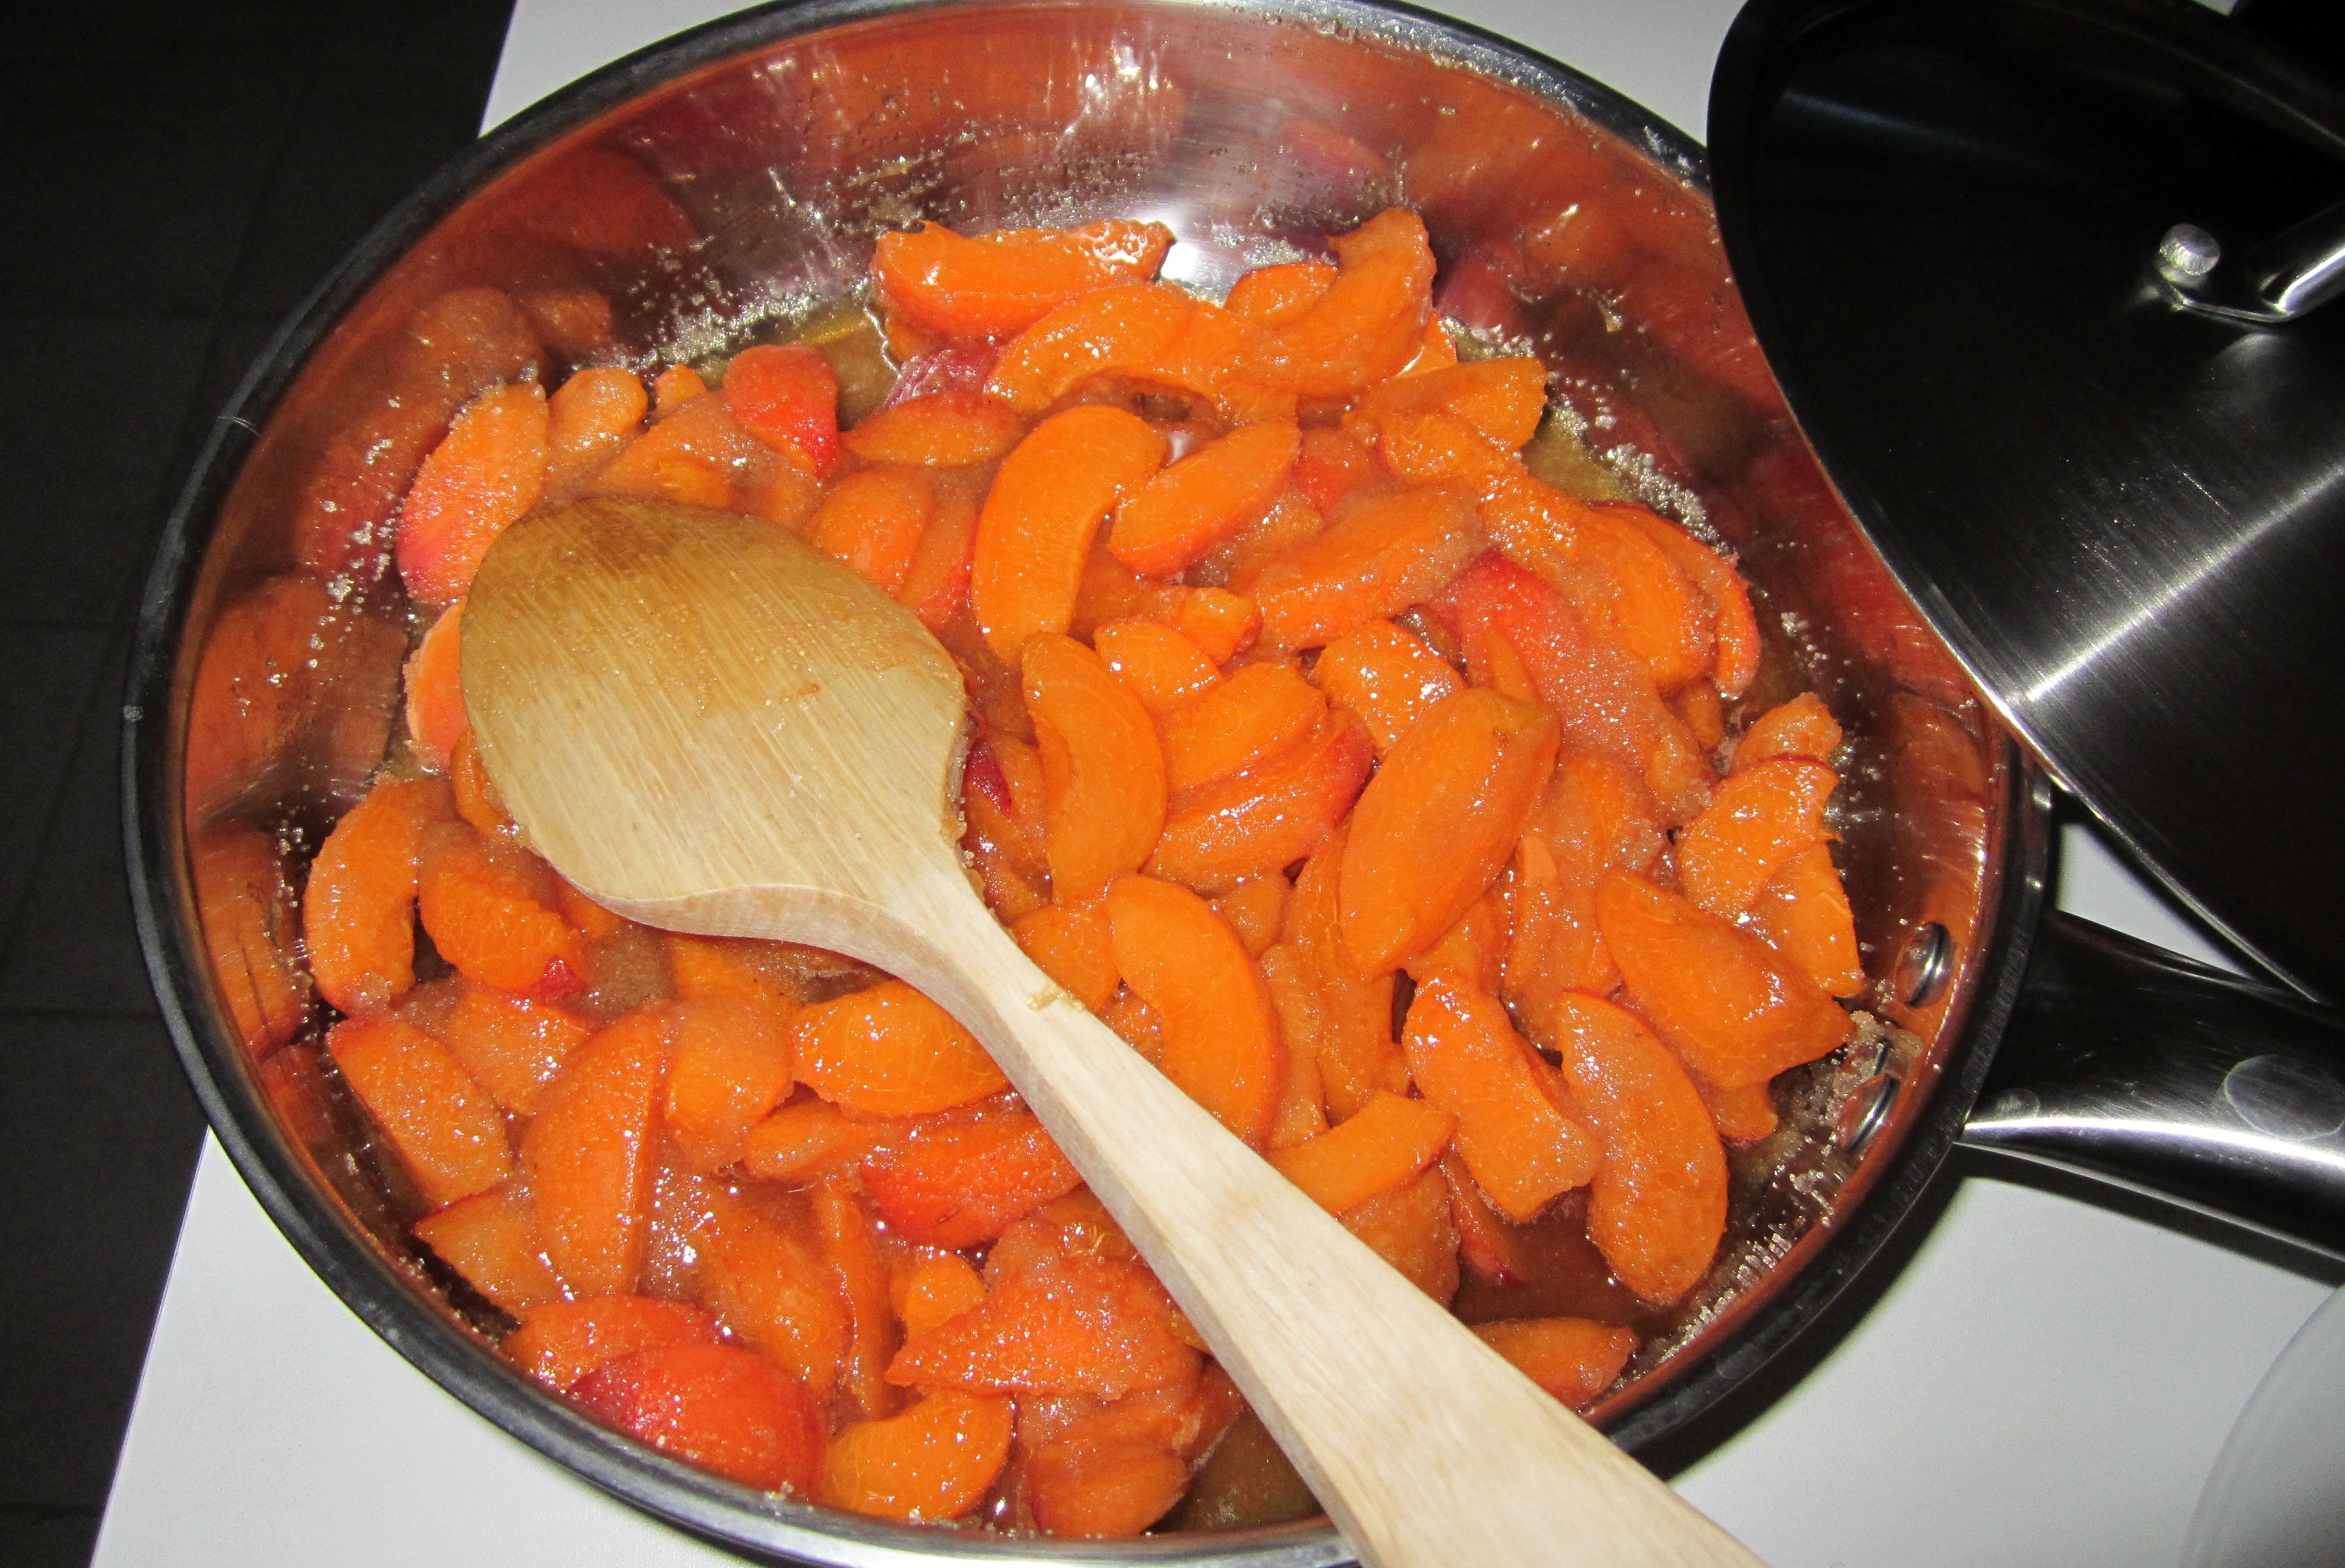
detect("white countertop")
(96, 3), (2340, 1564)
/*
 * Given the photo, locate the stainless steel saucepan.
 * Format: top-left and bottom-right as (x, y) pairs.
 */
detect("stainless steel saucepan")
(127, 1), (2345, 1561)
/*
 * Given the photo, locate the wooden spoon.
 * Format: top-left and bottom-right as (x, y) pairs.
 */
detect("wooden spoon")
(463, 494), (1766, 1568)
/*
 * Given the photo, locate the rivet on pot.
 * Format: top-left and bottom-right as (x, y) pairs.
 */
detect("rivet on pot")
(1839, 1074), (1901, 1155)
(1895, 921), (1952, 1006)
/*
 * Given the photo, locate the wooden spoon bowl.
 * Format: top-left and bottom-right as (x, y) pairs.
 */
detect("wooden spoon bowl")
(463, 493), (1765, 1568)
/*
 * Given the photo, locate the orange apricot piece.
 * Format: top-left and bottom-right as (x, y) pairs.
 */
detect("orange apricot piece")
(1677, 758), (1838, 917)
(1339, 1165), (1460, 1303)
(722, 343), (841, 479)
(1749, 843), (1866, 998)
(666, 932), (806, 1009)
(449, 729), (517, 839)
(1148, 708), (1373, 892)
(1675, 677), (1727, 752)
(431, 978), (592, 1115)
(1401, 885), (1508, 994)
(1267, 1089), (1454, 1214)
(1108, 420), (1301, 578)
(813, 1177), (899, 1420)
(1596, 871), (1854, 1088)
(686, 1183), (850, 1399)
(739, 1098), (908, 1185)
(1471, 1318), (1637, 1407)
(1105, 875), (1286, 1147)
(886, 1254), (1200, 1399)
(973, 406), (1167, 660)
(1398, 315), (1460, 376)
(1169, 586), (1261, 663)
(1339, 687), (1559, 975)
(572, 1341), (824, 1494)
(1610, 504), (1762, 699)
(1502, 752), (1665, 1035)
(897, 1253), (988, 1341)
(1241, 208), (1436, 397)
(1692, 1070), (1779, 1144)
(1292, 425), (1383, 516)
(584, 391), (759, 510)
(1224, 259), (1336, 324)
(875, 219), (1174, 340)
(651, 363), (708, 411)
(1238, 482), (1483, 652)
(1093, 618), (1220, 714)
(1209, 873), (1288, 959)
(894, 479), (981, 632)
(1735, 691), (1845, 769)
(191, 824), (311, 1055)
(844, 390), (1025, 467)
(543, 364), (647, 497)
(304, 776), (453, 1015)
(1158, 660), (1326, 795)
(504, 1295), (722, 1391)
(1546, 991), (1728, 1303)
(1022, 633), (1167, 903)
(808, 464), (932, 593)
(1014, 901), (1120, 1013)
(985, 284), (1196, 415)
(523, 1005), (670, 1298)
(821, 1389), (1014, 1522)
(861, 1108), (1083, 1248)
(1261, 955), (1331, 1152)
(1348, 357), (1549, 452)
(328, 1014), (512, 1209)
(1401, 979), (1598, 1222)
(396, 380), (549, 606)
(415, 820), (586, 999)
(1549, 507), (1716, 696)
(1442, 1152), (1532, 1286)
(790, 979), (1008, 1117)
(664, 992), (797, 1171)
(1270, 820), (1404, 1119)
(1311, 617), (1462, 756)
(411, 1184), (561, 1315)
(1024, 1420), (1191, 1539)
(403, 604), (467, 773)
(1434, 552), (1715, 825)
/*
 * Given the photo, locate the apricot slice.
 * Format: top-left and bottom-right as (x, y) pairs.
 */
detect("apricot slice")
(1013, 900), (1120, 1013)
(1735, 691), (1845, 769)
(1749, 843), (1866, 998)
(1311, 617), (1463, 756)
(1609, 505), (1762, 699)
(416, 820), (586, 999)
(504, 1295), (722, 1391)
(1225, 259), (1337, 324)
(1676, 758), (1838, 917)
(820, 1388), (1014, 1522)
(740, 1098), (909, 1185)
(1238, 483), (1483, 652)
(543, 364), (646, 497)
(396, 380), (548, 606)
(1502, 752), (1665, 1037)
(1347, 357), (1548, 453)
(886, 1254), (1200, 1399)
(191, 824), (311, 1055)
(1472, 1318), (1637, 1407)
(973, 406), (1167, 661)
(328, 1014), (512, 1210)
(1093, 618), (1220, 714)
(1267, 1089), (1454, 1214)
(1209, 873), (1288, 959)
(1158, 660), (1326, 795)
(876, 219), (1174, 339)
(1692, 1071), (1779, 1144)
(1340, 687), (1558, 975)
(1170, 586), (1261, 663)
(430, 978), (592, 1115)
(1546, 991), (1728, 1303)
(1403, 886), (1509, 994)
(1240, 208), (1435, 397)
(1023, 632), (1168, 903)
(1547, 506), (1716, 696)
(1293, 425), (1383, 516)
(813, 1177), (899, 1420)
(664, 991), (797, 1170)
(843, 390), (1025, 468)
(1108, 420), (1301, 578)
(685, 1182), (850, 1398)
(985, 284), (1195, 415)
(1105, 875), (1286, 1148)
(808, 464), (932, 594)
(1401, 979), (1598, 1222)
(1597, 871), (1854, 1087)
(896, 1253), (988, 1341)
(523, 1004), (670, 1298)
(1340, 1165), (1459, 1303)
(304, 776), (453, 1015)
(722, 343), (841, 479)
(790, 979), (1009, 1117)
(1148, 709), (1373, 893)
(402, 603), (467, 773)
(894, 479), (981, 631)
(572, 1341), (824, 1494)
(861, 1108), (1083, 1248)
(1024, 1407), (1193, 1538)
(1270, 821), (1404, 1121)
(412, 1183), (559, 1316)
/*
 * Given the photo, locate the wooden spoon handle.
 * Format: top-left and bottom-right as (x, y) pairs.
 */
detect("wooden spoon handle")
(889, 875), (1768, 1568)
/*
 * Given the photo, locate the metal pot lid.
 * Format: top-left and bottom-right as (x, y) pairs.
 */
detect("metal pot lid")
(1707, 0), (2345, 1001)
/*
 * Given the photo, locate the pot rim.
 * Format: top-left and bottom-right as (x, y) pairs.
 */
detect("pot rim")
(123, 0), (2050, 1559)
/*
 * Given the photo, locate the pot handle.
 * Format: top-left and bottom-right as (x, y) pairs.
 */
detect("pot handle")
(1958, 911), (2345, 1258)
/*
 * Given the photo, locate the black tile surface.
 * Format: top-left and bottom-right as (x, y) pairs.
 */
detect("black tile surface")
(0, 3), (516, 1562)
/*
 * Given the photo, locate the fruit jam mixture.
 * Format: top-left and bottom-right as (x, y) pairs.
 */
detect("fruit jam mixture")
(190, 208), (1866, 1534)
